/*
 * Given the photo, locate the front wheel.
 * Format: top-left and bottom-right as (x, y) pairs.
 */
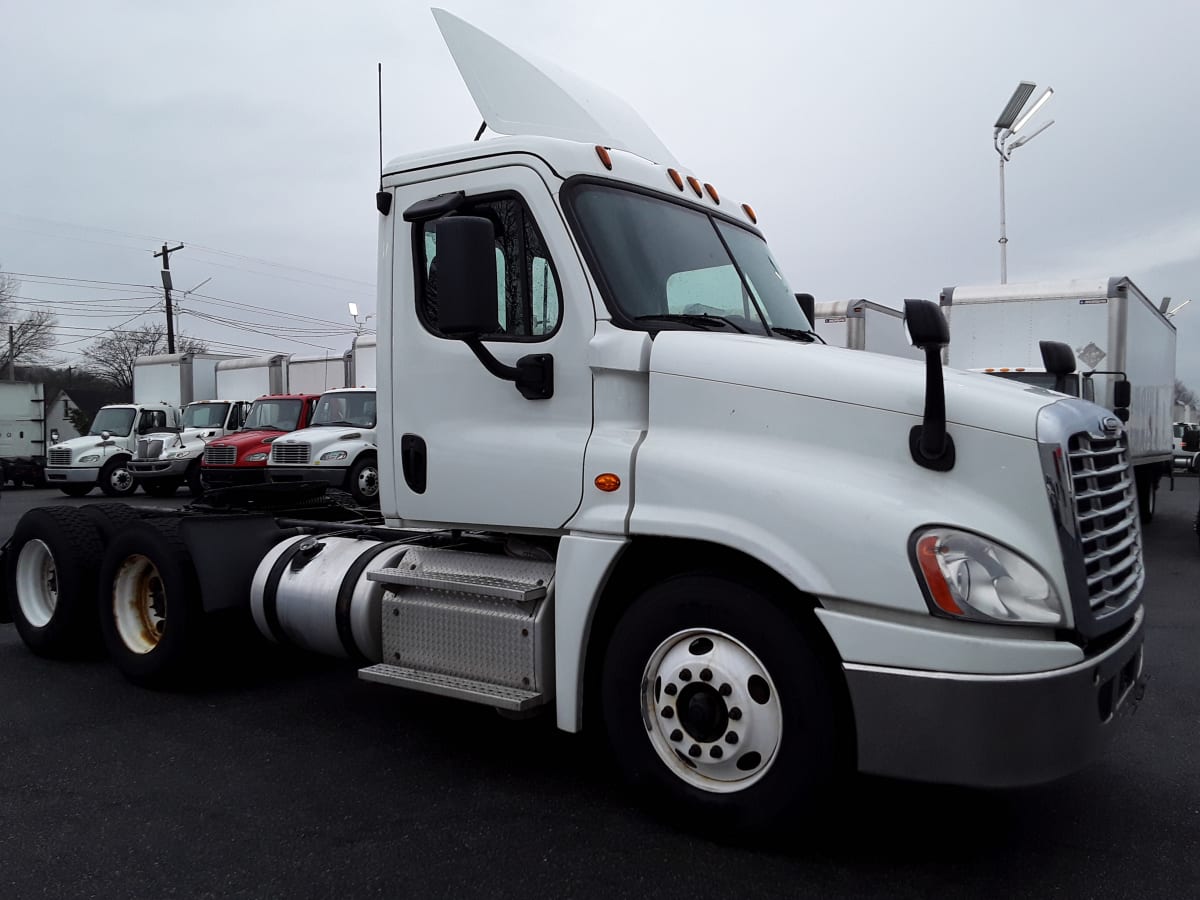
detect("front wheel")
(600, 573), (842, 831)
(99, 457), (137, 498)
(347, 455), (379, 505)
(140, 479), (180, 498)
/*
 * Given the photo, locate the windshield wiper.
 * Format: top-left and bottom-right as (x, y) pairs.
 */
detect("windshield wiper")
(770, 327), (818, 343)
(320, 419), (358, 427)
(634, 313), (749, 334)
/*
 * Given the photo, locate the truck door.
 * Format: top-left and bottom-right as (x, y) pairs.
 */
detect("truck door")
(388, 165), (593, 530)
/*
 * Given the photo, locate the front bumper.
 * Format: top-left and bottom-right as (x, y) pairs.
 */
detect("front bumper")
(200, 466), (269, 488)
(267, 465), (348, 488)
(129, 457), (193, 479)
(845, 607), (1145, 787)
(44, 466), (100, 485)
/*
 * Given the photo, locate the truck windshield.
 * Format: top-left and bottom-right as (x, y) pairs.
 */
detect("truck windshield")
(565, 184), (812, 336)
(987, 371), (1092, 401)
(243, 399), (303, 432)
(88, 408), (137, 437)
(311, 392), (376, 428)
(182, 402), (230, 429)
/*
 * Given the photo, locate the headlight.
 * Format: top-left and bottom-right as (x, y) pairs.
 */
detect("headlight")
(244, 452), (268, 462)
(78, 454), (101, 464)
(320, 450), (348, 461)
(911, 527), (1064, 626)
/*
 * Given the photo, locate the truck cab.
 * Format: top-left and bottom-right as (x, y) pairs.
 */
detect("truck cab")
(200, 393), (320, 490)
(128, 399), (250, 496)
(45, 403), (180, 497)
(266, 388), (378, 504)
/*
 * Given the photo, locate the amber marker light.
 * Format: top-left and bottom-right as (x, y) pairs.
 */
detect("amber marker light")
(741, 203), (757, 224)
(686, 176), (703, 197)
(704, 183), (720, 203)
(594, 473), (621, 492)
(667, 168), (684, 190)
(915, 534), (965, 616)
(595, 145), (613, 170)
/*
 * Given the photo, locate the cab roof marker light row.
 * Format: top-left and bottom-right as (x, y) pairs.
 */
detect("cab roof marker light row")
(664, 168), (724, 208)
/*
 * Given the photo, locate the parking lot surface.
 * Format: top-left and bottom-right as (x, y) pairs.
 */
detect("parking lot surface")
(0, 484), (1197, 898)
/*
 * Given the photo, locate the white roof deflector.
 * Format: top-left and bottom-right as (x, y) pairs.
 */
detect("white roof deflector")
(432, 8), (679, 167)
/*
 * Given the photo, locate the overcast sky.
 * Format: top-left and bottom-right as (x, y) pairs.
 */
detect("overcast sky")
(2, 1), (1197, 388)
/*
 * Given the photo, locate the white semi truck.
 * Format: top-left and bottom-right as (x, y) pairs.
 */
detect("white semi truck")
(42, 352), (233, 497)
(941, 277), (1176, 520)
(3, 10), (1145, 830)
(812, 300), (924, 359)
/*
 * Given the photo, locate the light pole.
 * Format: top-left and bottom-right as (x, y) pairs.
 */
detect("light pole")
(348, 301), (375, 335)
(993, 81), (1055, 283)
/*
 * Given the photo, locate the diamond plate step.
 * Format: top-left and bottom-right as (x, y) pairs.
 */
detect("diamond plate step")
(367, 568), (547, 602)
(358, 664), (545, 711)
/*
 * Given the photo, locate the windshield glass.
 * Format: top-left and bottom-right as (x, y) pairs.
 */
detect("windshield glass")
(182, 402), (230, 429)
(243, 399), (303, 432)
(566, 184), (811, 335)
(311, 391), (376, 428)
(89, 407), (136, 437)
(1175, 424), (1185, 438)
(987, 371), (1086, 398)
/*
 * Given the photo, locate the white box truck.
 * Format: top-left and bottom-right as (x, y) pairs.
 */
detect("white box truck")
(813, 300), (924, 360)
(42, 351), (238, 497)
(213, 354), (288, 400)
(941, 276), (1176, 520)
(350, 335), (377, 388)
(0, 382), (49, 487)
(4, 10), (1145, 831)
(286, 354), (348, 394)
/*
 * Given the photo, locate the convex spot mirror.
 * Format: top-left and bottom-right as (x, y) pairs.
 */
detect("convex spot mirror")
(434, 216), (501, 337)
(1113, 379), (1131, 409)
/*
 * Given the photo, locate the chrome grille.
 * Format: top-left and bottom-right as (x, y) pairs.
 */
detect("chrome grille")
(48, 448), (72, 466)
(271, 443), (310, 464)
(136, 438), (164, 460)
(204, 446), (237, 466)
(1066, 433), (1142, 613)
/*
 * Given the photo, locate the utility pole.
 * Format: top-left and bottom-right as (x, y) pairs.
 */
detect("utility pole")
(7, 325), (14, 381)
(153, 242), (184, 352)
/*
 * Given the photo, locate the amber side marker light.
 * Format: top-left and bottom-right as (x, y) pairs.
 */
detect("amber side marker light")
(595, 145), (613, 170)
(594, 473), (621, 492)
(704, 183), (720, 204)
(741, 203), (757, 224)
(667, 168), (685, 191)
(686, 176), (703, 197)
(915, 535), (965, 616)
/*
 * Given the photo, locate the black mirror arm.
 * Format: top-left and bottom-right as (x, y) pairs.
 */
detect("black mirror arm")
(909, 345), (956, 471)
(463, 338), (554, 401)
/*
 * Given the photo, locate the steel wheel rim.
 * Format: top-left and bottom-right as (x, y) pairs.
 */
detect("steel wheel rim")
(109, 465), (133, 492)
(358, 465), (379, 498)
(640, 628), (783, 793)
(15, 539), (58, 628)
(112, 554), (167, 654)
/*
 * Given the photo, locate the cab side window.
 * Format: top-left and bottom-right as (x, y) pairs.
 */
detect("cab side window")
(417, 195), (561, 340)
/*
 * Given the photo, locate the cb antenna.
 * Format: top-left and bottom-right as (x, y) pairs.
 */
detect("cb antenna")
(376, 63), (392, 216)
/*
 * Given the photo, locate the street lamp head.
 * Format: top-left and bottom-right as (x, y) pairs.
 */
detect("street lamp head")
(994, 81), (1037, 131)
(1011, 87), (1054, 134)
(348, 301), (359, 318)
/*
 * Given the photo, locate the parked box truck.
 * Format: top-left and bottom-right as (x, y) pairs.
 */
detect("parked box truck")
(0, 382), (48, 487)
(941, 276), (1175, 519)
(5, 10), (1145, 831)
(813, 300), (924, 360)
(286, 354), (349, 394)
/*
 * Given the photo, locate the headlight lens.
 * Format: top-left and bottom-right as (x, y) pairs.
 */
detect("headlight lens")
(78, 454), (101, 464)
(912, 527), (1064, 626)
(320, 450), (348, 461)
(244, 452), (268, 462)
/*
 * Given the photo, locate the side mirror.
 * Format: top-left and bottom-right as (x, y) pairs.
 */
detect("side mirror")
(50, 429), (60, 444)
(794, 293), (816, 330)
(1113, 379), (1131, 409)
(903, 299), (954, 472)
(100, 430), (111, 441)
(434, 216), (500, 336)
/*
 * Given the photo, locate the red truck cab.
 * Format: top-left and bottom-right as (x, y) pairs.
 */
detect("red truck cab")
(200, 394), (320, 489)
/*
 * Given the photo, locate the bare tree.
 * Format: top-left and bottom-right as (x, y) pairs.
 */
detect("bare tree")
(1175, 379), (1196, 409)
(0, 268), (59, 368)
(82, 323), (209, 390)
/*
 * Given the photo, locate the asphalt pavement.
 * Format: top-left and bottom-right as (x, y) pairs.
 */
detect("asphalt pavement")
(0, 483), (1197, 899)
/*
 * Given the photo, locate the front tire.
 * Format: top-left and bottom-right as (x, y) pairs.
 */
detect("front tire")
(140, 479), (180, 498)
(98, 519), (204, 688)
(5, 507), (105, 657)
(600, 573), (841, 831)
(347, 455), (379, 505)
(99, 457), (137, 498)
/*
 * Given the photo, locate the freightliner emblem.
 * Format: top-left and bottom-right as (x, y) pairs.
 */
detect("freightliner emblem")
(1100, 416), (1121, 435)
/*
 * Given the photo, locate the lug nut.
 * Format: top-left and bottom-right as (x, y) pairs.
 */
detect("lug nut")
(710, 746), (723, 759)
(725, 731), (738, 745)
(719, 683), (732, 696)
(662, 706), (674, 719)
(670, 729), (683, 742)
(665, 683), (678, 696)
(688, 744), (702, 758)
(679, 668), (692, 682)
(729, 707), (742, 721)
(700, 668), (713, 682)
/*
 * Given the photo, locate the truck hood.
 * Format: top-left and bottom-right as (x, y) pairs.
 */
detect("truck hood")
(50, 434), (128, 453)
(273, 425), (376, 448)
(649, 332), (1060, 440)
(206, 430), (285, 457)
